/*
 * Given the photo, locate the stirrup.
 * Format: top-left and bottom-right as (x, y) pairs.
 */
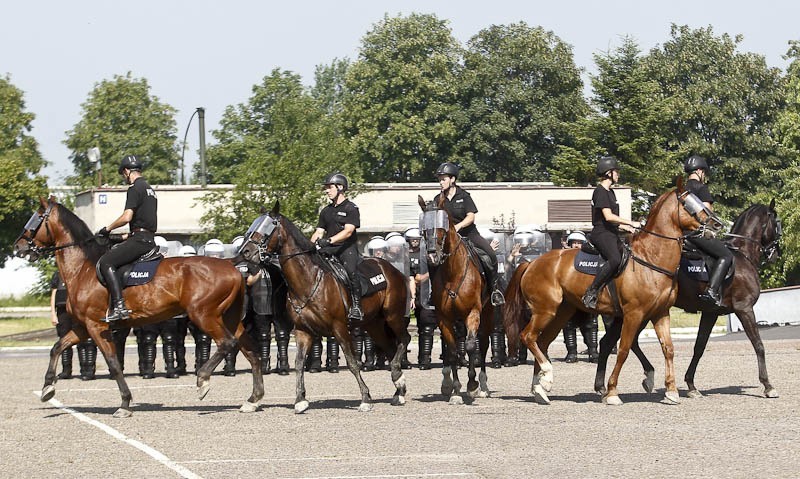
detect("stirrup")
(581, 291), (598, 310)
(491, 289), (505, 306)
(103, 307), (131, 323)
(347, 305), (363, 321)
(699, 290), (723, 307)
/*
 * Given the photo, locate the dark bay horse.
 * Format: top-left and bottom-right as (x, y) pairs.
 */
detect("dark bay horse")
(238, 203), (411, 413)
(417, 195), (492, 404)
(502, 180), (717, 405)
(594, 201), (782, 399)
(14, 197), (263, 417)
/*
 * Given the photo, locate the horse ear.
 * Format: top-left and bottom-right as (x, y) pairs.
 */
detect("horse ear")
(48, 195), (57, 204)
(675, 175), (684, 192)
(270, 201), (280, 217)
(769, 198), (776, 210)
(259, 205), (268, 214)
(418, 195), (426, 211)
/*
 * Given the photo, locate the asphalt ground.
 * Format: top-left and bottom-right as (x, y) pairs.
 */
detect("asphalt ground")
(1, 332), (799, 479)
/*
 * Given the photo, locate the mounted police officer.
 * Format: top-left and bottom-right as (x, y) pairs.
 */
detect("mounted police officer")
(96, 154), (158, 322)
(433, 162), (505, 306)
(684, 155), (733, 307)
(581, 156), (640, 310)
(311, 172), (363, 321)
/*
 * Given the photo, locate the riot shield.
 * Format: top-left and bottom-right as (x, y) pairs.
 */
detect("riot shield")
(418, 238), (434, 310)
(385, 235), (410, 277)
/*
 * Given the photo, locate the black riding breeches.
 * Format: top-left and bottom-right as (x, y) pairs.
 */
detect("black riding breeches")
(98, 235), (156, 270)
(464, 230), (498, 270)
(590, 230), (622, 271)
(687, 236), (733, 262)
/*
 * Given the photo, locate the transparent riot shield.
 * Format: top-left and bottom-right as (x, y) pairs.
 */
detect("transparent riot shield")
(418, 238), (434, 310)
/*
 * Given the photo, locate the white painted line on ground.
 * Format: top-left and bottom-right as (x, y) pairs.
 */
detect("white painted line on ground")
(276, 474), (479, 479)
(181, 453), (461, 464)
(33, 391), (203, 479)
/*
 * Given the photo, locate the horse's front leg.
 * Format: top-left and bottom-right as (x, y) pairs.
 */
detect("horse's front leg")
(684, 311), (718, 398)
(41, 330), (82, 402)
(233, 323), (263, 413)
(91, 325), (134, 417)
(736, 308), (778, 398)
(439, 322), (462, 404)
(651, 313), (679, 404)
(293, 330), (312, 414)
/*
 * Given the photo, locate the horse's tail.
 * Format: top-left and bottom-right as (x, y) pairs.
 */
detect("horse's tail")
(503, 261), (531, 360)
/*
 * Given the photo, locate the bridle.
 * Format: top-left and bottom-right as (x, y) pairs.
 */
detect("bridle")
(16, 203), (93, 259)
(724, 207), (782, 267)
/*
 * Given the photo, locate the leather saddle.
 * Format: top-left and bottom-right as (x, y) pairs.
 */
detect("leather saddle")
(318, 254), (387, 297)
(573, 240), (630, 277)
(95, 247), (163, 289)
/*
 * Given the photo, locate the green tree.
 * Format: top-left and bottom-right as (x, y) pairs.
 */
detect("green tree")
(311, 58), (351, 115)
(455, 23), (588, 182)
(0, 76), (48, 266)
(343, 13), (461, 182)
(199, 69), (357, 240)
(64, 72), (181, 188)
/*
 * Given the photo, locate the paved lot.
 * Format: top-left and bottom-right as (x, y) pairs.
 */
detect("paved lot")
(1, 333), (798, 479)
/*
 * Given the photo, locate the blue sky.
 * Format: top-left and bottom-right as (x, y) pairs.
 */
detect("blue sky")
(3, 0), (799, 186)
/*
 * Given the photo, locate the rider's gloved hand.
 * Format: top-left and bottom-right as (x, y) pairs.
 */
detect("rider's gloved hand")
(95, 227), (109, 237)
(315, 238), (331, 249)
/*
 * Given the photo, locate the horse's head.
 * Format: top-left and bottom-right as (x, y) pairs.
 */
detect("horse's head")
(14, 196), (58, 262)
(763, 199), (783, 263)
(238, 201), (283, 264)
(417, 195), (452, 266)
(673, 176), (725, 236)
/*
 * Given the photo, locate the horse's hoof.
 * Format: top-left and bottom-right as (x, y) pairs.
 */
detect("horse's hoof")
(197, 383), (210, 401)
(532, 385), (550, 405)
(113, 408), (133, 418)
(358, 402), (373, 412)
(642, 371), (655, 393)
(41, 385), (55, 402)
(467, 387), (480, 399)
(239, 401), (259, 413)
(765, 388), (780, 399)
(477, 389), (490, 399)
(603, 395), (623, 406)
(595, 386), (607, 396)
(391, 395), (406, 406)
(449, 395), (464, 406)
(686, 389), (704, 399)
(664, 391), (680, 404)
(294, 400), (309, 414)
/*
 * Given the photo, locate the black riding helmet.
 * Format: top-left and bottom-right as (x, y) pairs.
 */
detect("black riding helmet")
(596, 156), (619, 177)
(323, 172), (349, 192)
(684, 155), (709, 173)
(435, 162), (460, 178)
(118, 155), (143, 174)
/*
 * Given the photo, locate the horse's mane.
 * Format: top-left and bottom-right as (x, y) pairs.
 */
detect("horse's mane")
(56, 204), (108, 262)
(630, 188), (675, 247)
(730, 204), (767, 234)
(279, 215), (325, 268)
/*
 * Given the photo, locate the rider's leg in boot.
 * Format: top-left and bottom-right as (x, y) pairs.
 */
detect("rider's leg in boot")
(362, 333), (376, 372)
(347, 270), (363, 322)
(100, 263), (130, 322)
(307, 338), (322, 373)
(563, 321), (578, 363)
(326, 337), (340, 373)
(82, 339), (97, 380)
(582, 261), (614, 310)
(700, 256), (732, 307)
(57, 347), (73, 380)
(581, 316), (599, 363)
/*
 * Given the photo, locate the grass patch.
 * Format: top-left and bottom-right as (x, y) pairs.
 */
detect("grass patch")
(0, 316), (52, 336)
(0, 295), (49, 307)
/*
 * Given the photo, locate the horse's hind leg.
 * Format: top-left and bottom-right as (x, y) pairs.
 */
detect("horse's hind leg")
(736, 308), (778, 398)
(368, 316), (407, 406)
(685, 311), (718, 398)
(41, 330), (82, 402)
(233, 322), (264, 412)
(195, 323), (238, 401)
(331, 322), (373, 412)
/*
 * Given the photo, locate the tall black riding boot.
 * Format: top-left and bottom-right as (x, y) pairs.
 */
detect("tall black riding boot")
(563, 324), (578, 363)
(275, 330), (290, 375)
(700, 256), (732, 307)
(57, 348), (73, 380)
(100, 264), (130, 323)
(307, 338), (322, 373)
(581, 317), (599, 363)
(223, 350), (238, 376)
(326, 337), (340, 373)
(163, 339), (178, 378)
(194, 332), (212, 373)
(258, 327), (272, 375)
(362, 334), (376, 371)
(418, 327), (434, 370)
(490, 331), (506, 369)
(582, 262), (614, 310)
(348, 272), (364, 321)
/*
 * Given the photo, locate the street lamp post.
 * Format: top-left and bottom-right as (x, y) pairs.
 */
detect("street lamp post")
(87, 147), (102, 187)
(180, 107), (208, 187)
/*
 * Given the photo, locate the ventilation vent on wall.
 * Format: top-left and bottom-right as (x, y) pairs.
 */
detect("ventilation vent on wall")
(393, 202), (421, 225)
(548, 200), (591, 222)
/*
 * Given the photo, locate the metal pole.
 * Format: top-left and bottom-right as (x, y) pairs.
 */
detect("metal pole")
(197, 107), (207, 187)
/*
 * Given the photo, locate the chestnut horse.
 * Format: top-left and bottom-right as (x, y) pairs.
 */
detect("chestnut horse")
(14, 197), (263, 417)
(417, 195), (492, 404)
(237, 202), (411, 413)
(594, 201), (782, 399)
(503, 180), (718, 405)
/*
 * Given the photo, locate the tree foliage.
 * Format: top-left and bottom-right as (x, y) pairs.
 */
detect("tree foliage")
(199, 69), (357, 241)
(343, 13), (461, 182)
(0, 76), (48, 266)
(455, 23), (588, 181)
(64, 72), (181, 188)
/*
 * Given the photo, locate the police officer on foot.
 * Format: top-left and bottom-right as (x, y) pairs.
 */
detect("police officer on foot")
(581, 156), (640, 310)
(433, 162), (504, 305)
(310, 173), (363, 322)
(684, 154), (733, 307)
(96, 155), (157, 322)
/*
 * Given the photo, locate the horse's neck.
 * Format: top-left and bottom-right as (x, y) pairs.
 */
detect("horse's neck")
(279, 234), (322, 292)
(633, 203), (684, 268)
(442, 228), (469, 280)
(730, 218), (763, 262)
(52, 229), (93, 286)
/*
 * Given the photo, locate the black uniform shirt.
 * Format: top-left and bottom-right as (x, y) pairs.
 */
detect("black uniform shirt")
(591, 185), (619, 234)
(433, 186), (478, 236)
(409, 249), (421, 276)
(686, 178), (714, 204)
(317, 198), (360, 248)
(50, 272), (67, 306)
(125, 177), (158, 232)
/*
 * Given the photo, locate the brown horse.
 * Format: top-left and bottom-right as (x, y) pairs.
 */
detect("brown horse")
(237, 202), (411, 413)
(502, 179), (718, 405)
(417, 195), (492, 404)
(594, 201), (783, 399)
(14, 197), (262, 417)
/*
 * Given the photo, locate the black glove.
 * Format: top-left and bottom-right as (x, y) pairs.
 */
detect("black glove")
(95, 227), (109, 237)
(315, 238), (331, 249)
